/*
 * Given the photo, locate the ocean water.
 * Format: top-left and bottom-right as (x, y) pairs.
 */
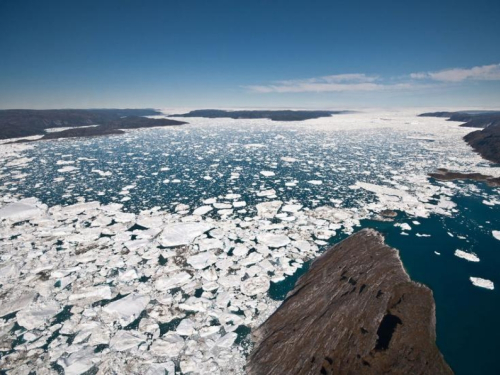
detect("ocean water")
(1, 113), (499, 373)
(363, 185), (500, 375)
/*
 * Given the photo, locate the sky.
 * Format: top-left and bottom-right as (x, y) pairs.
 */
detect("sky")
(1, 0), (500, 109)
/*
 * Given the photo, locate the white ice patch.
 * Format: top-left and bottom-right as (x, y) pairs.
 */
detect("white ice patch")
(260, 171), (275, 177)
(159, 222), (214, 247)
(454, 250), (480, 262)
(257, 233), (290, 248)
(470, 277), (494, 290)
(102, 293), (150, 326)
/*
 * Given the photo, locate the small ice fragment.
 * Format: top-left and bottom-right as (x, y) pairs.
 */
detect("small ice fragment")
(260, 171), (275, 177)
(470, 277), (494, 290)
(454, 250), (480, 262)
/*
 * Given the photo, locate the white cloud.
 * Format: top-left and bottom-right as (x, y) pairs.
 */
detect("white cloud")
(245, 73), (429, 93)
(245, 73), (428, 93)
(411, 63), (500, 82)
(245, 63), (500, 94)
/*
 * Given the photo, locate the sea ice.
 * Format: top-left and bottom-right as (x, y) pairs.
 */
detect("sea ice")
(241, 276), (271, 296)
(257, 233), (290, 248)
(193, 205), (213, 215)
(256, 201), (282, 218)
(454, 250), (480, 262)
(187, 252), (218, 269)
(102, 293), (150, 326)
(159, 222), (214, 247)
(470, 277), (494, 290)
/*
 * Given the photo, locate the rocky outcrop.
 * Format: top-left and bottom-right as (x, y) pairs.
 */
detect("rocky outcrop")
(429, 168), (500, 187)
(247, 229), (453, 375)
(463, 125), (500, 164)
(419, 111), (500, 163)
(170, 109), (352, 122)
(0, 109), (187, 140)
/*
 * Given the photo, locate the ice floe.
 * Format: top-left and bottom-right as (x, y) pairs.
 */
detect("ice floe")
(470, 277), (494, 290)
(454, 250), (480, 262)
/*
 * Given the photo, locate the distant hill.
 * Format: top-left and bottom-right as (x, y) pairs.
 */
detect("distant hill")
(419, 111), (500, 163)
(0, 109), (186, 140)
(171, 109), (352, 122)
(419, 111), (500, 128)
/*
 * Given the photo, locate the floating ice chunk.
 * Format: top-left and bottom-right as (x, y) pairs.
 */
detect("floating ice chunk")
(257, 233), (290, 248)
(256, 189), (276, 197)
(256, 201), (282, 218)
(199, 325), (221, 338)
(493, 231), (500, 241)
(293, 240), (312, 252)
(175, 203), (190, 212)
(281, 157), (298, 162)
(92, 169), (112, 177)
(307, 180), (323, 185)
(193, 205), (213, 216)
(69, 285), (112, 305)
(260, 171), (275, 177)
(470, 277), (494, 290)
(232, 244), (249, 257)
(187, 252), (218, 270)
(143, 362), (176, 375)
(0, 199), (45, 221)
(110, 330), (146, 351)
(58, 347), (96, 375)
(0, 263), (17, 280)
(57, 166), (78, 173)
(395, 223), (412, 231)
(176, 318), (195, 336)
(103, 293), (150, 326)
(0, 289), (37, 317)
(203, 198), (217, 204)
(155, 272), (192, 290)
(216, 332), (238, 348)
(16, 301), (61, 330)
(244, 143), (265, 148)
(150, 333), (185, 357)
(241, 276), (270, 296)
(233, 201), (246, 208)
(159, 222), (214, 247)
(454, 250), (480, 262)
(282, 204), (302, 213)
(179, 297), (211, 312)
(214, 202), (232, 209)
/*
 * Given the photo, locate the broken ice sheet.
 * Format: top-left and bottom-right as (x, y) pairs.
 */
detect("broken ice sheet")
(0, 111), (499, 374)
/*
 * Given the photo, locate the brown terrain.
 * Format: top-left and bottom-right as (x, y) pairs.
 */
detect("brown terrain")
(247, 229), (453, 375)
(429, 168), (500, 187)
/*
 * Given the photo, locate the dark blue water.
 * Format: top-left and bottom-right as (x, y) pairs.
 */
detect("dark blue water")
(363, 184), (500, 375)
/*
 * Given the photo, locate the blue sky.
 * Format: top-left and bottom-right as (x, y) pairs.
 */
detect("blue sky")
(1, 0), (500, 109)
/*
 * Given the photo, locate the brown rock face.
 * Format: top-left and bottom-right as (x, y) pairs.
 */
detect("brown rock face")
(429, 168), (500, 187)
(247, 229), (453, 375)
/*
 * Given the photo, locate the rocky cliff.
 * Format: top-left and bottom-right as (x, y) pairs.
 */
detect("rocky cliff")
(247, 229), (453, 375)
